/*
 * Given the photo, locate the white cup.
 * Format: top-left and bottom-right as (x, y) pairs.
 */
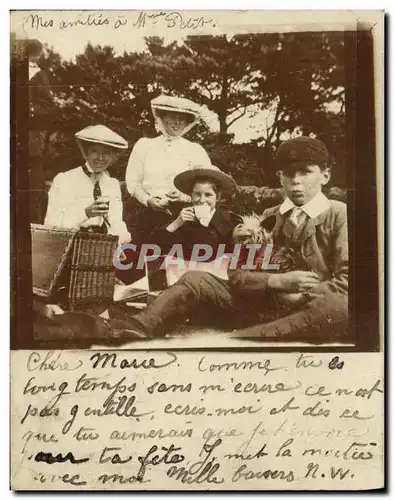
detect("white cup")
(97, 196), (110, 218)
(98, 195), (110, 205)
(194, 205), (212, 220)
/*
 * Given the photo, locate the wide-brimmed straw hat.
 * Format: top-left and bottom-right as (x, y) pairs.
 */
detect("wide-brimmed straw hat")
(151, 95), (202, 118)
(75, 125), (128, 149)
(174, 166), (237, 197)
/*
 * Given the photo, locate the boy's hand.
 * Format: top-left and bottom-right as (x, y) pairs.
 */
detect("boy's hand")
(275, 292), (309, 306)
(268, 270), (320, 293)
(85, 200), (109, 218)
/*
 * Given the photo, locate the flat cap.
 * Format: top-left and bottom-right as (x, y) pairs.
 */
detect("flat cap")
(275, 136), (329, 170)
(75, 125), (128, 149)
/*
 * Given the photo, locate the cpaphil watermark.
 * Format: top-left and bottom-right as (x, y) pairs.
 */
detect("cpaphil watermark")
(113, 243), (280, 272)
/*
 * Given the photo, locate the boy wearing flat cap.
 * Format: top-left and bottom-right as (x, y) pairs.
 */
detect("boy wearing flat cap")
(261, 136), (347, 297)
(226, 135), (348, 339)
(104, 136), (348, 344)
(44, 125), (131, 245)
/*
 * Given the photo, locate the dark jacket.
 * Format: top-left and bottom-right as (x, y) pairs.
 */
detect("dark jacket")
(157, 208), (237, 261)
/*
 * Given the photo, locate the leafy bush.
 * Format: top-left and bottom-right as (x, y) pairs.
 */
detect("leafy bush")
(120, 182), (346, 232)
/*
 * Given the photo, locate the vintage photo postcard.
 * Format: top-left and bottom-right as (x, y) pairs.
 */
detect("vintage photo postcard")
(10, 10), (384, 491)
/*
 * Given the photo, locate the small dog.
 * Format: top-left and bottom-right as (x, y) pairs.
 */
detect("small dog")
(232, 213), (312, 314)
(233, 213), (274, 245)
(232, 213), (299, 273)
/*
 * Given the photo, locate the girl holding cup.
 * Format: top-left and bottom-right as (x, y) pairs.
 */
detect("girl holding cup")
(153, 166), (239, 261)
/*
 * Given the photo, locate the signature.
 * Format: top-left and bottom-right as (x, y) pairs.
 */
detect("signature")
(133, 11), (216, 30)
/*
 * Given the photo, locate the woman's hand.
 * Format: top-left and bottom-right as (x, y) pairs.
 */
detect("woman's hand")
(147, 197), (168, 211)
(85, 200), (109, 218)
(166, 190), (181, 202)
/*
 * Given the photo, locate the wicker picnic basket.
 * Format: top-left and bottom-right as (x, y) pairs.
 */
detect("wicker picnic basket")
(31, 224), (119, 310)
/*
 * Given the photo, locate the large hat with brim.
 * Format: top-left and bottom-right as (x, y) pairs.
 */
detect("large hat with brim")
(151, 95), (202, 118)
(174, 166), (237, 197)
(75, 125), (128, 149)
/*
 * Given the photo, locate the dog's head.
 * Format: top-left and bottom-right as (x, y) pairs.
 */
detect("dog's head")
(232, 214), (300, 273)
(232, 213), (275, 245)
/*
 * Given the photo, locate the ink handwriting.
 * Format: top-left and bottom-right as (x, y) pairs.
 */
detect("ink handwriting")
(14, 350), (383, 489)
(133, 11), (216, 30)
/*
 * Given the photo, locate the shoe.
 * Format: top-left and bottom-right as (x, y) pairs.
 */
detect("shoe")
(107, 317), (152, 341)
(34, 311), (113, 348)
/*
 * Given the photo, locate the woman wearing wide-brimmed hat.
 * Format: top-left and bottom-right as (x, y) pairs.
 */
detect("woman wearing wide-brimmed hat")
(150, 166), (238, 260)
(125, 95), (212, 239)
(44, 124), (131, 244)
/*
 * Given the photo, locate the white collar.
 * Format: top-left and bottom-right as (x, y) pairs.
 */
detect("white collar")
(84, 162), (94, 174)
(279, 192), (330, 219)
(152, 108), (199, 141)
(82, 163), (109, 178)
(198, 207), (216, 227)
(157, 133), (183, 144)
(29, 62), (41, 81)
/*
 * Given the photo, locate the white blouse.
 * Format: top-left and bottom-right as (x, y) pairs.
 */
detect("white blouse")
(44, 166), (131, 244)
(126, 135), (211, 206)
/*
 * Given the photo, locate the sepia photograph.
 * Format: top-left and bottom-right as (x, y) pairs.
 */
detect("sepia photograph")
(10, 11), (382, 351)
(9, 10), (384, 493)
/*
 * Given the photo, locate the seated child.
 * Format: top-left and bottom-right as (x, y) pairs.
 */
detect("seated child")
(151, 166), (238, 260)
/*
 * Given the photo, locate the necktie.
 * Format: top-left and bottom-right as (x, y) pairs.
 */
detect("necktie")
(81, 165), (110, 229)
(289, 207), (307, 228)
(82, 164), (103, 201)
(93, 180), (101, 201)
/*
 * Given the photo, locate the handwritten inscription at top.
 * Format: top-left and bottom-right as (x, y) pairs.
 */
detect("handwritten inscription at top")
(21, 11), (216, 32)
